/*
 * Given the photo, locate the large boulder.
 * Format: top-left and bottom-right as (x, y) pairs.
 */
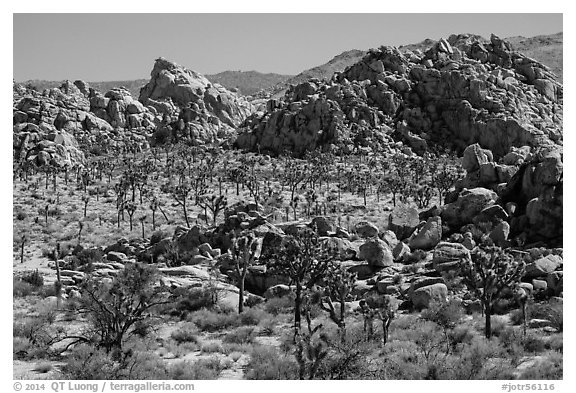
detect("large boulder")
(462, 143), (493, 172)
(409, 216), (442, 250)
(441, 188), (497, 228)
(354, 221), (379, 238)
(432, 242), (471, 272)
(524, 254), (562, 279)
(411, 283), (448, 309)
(387, 205), (419, 240)
(358, 239), (394, 267)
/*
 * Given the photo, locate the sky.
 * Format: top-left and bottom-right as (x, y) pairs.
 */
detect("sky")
(13, 13), (563, 82)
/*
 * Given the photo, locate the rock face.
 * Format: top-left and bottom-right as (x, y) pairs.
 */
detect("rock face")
(139, 57), (252, 128)
(236, 34), (562, 158)
(500, 147), (563, 243)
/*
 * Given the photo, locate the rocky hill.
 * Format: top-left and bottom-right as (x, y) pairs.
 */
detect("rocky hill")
(13, 58), (254, 168)
(235, 34), (562, 159)
(206, 71), (292, 96)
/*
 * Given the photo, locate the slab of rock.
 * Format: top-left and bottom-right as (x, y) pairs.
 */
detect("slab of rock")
(409, 216), (442, 250)
(159, 266), (210, 280)
(524, 254), (562, 279)
(411, 283), (448, 309)
(387, 205), (419, 240)
(358, 239), (394, 267)
(432, 242), (471, 272)
(106, 251), (127, 263)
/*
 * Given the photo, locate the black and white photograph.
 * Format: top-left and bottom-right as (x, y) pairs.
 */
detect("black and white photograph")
(8, 5), (567, 386)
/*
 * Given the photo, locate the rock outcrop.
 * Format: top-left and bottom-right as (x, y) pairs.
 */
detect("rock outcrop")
(139, 58), (253, 146)
(235, 34), (562, 158)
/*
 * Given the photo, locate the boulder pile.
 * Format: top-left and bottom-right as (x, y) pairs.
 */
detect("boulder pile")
(235, 34), (562, 159)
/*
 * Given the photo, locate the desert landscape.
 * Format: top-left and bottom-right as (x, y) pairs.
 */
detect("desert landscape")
(13, 19), (563, 380)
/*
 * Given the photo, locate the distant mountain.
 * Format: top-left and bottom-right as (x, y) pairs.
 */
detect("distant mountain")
(205, 71), (292, 96)
(506, 32), (563, 83)
(17, 32), (562, 100)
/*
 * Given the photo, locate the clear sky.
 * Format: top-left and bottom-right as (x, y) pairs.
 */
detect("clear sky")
(13, 13), (562, 82)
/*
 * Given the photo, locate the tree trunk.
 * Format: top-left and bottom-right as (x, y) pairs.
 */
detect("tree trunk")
(485, 305), (492, 339)
(294, 283), (302, 331)
(238, 276), (245, 314)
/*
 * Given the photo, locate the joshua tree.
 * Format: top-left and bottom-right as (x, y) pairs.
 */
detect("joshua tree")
(319, 263), (356, 342)
(149, 197), (159, 231)
(77, 221), (84, 244)
(459, 245), (525, 338)
(67, 263), (172, 355)
(229, 231), (261, 313)
(281, 158), (308, 202)
(269, 228), (336, 334)
(124, 201), (138, 232)
(81, 194), (90, 218)
(162, 181), (192, 227)
(197, 193), (228, 226)
(44, 204), (49, 225)
(20, 234), (27, 264)
(53, 243), (62, 307)
(139, 215), (147, 239)
(431, 153), (464, 205)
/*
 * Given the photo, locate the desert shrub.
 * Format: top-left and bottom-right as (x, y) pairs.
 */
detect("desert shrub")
(519, 351), (563, 380)
(33, 362), (53, 373)
(172, 357), (225, 380)
(192, 309), (238, 332)
(264, 296), (294, 315)
(16, 211), (27, 220)
(442, 337), (510, 379)
(223, 326), (256, 344)
(170, 324), (199, 344)
(169, 286), (218, 317)
(13, 337), (33, 360)
(259, 317), (276, 335)
(75, 248), (104, 267)
(238, 307), (269, 325)
(244, 346), (298, 380)
(509, 307), (526, 326)
(13, 278), (36, 297)
(62, 345), (120, 379)
(448, 324), (476, 351)
(200, 341), (224, 354)
(474, 314), (508, 337)
(150, 230), (169, 245)
(229, 351), (243, 362)
(21, 269), (44, 287)
(420, 298), (463, 330)
(522, 332), (546, 354)
(530, 302), (563, 332)
(62, 345), (169, 380)
(547, 333), (563, 352)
